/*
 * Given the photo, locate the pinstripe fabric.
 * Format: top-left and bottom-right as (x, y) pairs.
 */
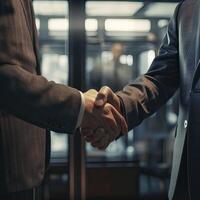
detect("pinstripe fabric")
(0, 0), (81, 194)
(0, 0), (37, 73)
(0, 0), (46, 193)
(0, 115), (46, 193)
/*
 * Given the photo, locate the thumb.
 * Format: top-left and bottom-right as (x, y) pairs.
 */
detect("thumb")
(95, 86), (112, 107)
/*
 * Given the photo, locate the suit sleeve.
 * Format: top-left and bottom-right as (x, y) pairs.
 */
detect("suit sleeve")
(0, 64), (82, 134)
(117, 3), (182, 131)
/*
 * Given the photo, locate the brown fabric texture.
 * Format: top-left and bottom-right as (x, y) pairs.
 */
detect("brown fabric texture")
(0, 0), (81, 193)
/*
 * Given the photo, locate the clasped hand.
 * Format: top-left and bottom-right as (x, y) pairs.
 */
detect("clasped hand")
(80, 87), (128, 150)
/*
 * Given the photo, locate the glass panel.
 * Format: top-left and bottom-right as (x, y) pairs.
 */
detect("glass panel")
(33, 0), (69, 159)
(144, 3), (178, 17)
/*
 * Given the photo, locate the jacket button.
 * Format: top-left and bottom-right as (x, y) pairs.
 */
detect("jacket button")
(184, 120), (188, 128)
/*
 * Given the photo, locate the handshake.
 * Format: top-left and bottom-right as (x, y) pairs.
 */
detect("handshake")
(80, 86), (128, 150)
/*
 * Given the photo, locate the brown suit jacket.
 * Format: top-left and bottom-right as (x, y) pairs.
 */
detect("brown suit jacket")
(0, 0), (81, 193)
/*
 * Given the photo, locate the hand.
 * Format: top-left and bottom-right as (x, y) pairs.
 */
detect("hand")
(87, 86), (128, 150)
(95, 86), (121, 113)
(81, 89), (127, 150)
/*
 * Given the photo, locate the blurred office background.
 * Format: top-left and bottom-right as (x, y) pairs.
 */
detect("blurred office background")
(33, 0), (180, 199)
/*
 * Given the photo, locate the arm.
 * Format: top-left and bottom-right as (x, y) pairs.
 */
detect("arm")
(0, 1), (127, 136)
(0, 64), (81, 134)
(93, 3), (181, 139)
(117, 2), (181, 130)
(0, 64), (128, 137)
(0, 1), (82, 134)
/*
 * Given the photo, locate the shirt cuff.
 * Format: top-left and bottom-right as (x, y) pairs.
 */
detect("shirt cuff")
(75, 91), (85, 129)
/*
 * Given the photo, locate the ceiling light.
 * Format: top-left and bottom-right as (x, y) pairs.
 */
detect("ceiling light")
(85, 19), (98, 31)
(105, 19), (151, 32)
(33, 1), (68, 16)
(48, 18), (98, 32)
(86, 1), (143, 16)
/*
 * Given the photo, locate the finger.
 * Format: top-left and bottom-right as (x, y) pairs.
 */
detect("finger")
(103, 104), (120, 141)
(95, 87), (121, 113)
(91, 128), (107, 146)
(85, 136), (94, 142)
(92, 134), (109, 149)
(85, 128), (106, 143)
(92, 128), (106, 143)
(102, 117), (118, 142)
(97, 136), (111, 150)
(84, 89), (98, 97)
(81, 129), (93, 137)
(81, 129), (95, 143)
(111, 105), (128, 135)
(95, 86), (113, 107)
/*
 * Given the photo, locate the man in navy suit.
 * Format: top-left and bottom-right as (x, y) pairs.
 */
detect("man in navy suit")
(85, 0), (200, 199)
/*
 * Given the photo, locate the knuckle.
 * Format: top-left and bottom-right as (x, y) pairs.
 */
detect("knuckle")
(105, 103), (112, 110)
(102, 86), (109, 90)
(101, 86), (110, 93)
(94, 128), (105, 134)
(103, 106), (110, 115)
(99, 90), (106, 96)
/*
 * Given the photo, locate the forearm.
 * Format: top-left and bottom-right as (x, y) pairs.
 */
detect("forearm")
(117, 74), (175, 131)
(117, 2), (181, 131)
(0, 64), (81, 133)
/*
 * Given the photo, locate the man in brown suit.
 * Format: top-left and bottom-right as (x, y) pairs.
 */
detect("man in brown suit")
(0, 0), (127, 199)
(84, 0), (200, 199)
